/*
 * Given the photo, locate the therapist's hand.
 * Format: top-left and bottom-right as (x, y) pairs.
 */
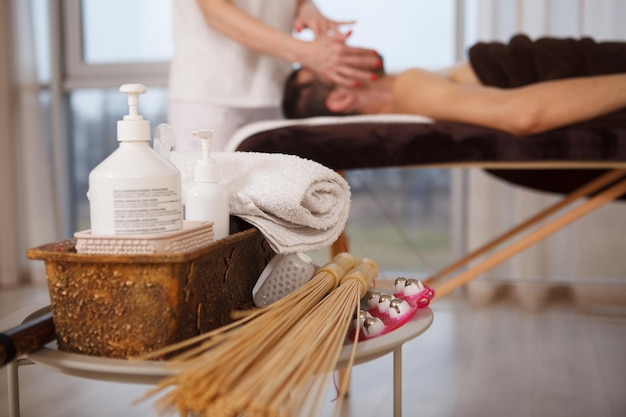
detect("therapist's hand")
(297, 33), (382, 88)
(293, 1), (353, 37)
(293, 1), (381, 87)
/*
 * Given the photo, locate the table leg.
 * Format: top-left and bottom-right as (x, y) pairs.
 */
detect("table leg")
(393, 346), (402, 417)
(7, 359), (20, 417)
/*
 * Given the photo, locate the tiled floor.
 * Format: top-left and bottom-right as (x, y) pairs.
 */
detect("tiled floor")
(1, 283), (625, 417)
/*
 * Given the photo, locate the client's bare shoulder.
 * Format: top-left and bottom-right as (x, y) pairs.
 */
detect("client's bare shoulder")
(390, 64), (480, 118)
(391, 68), (455, 115)
(437, 62), (480, 85)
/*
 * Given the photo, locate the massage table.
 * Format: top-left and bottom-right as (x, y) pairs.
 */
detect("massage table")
(227, 113), (626, 298)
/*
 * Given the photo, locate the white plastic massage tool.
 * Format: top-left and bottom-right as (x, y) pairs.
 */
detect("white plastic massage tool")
(252, 252), (317, 307)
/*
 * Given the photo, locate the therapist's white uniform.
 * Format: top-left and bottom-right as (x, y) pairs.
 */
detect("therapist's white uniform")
(169, 0), (297, 151)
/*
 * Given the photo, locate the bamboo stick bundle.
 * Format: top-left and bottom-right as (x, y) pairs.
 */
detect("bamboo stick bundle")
(137, 252), (360, 415)
(201, 258), (378, 417)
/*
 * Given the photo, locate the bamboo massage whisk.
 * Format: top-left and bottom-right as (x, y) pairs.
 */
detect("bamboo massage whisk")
(138, 252), (378, 417)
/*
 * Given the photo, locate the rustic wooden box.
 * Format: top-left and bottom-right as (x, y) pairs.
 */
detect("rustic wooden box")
(26, 218), (274, 359)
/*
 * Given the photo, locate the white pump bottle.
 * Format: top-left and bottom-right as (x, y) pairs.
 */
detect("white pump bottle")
(88, 84), (183, 236)
(184, 129), (230, 240)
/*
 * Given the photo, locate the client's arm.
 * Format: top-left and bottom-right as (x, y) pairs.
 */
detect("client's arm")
(393, 68), (626, 135)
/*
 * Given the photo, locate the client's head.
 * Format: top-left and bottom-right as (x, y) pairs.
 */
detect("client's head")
(282, 56), (387, 119)
(281, 68), (342, 119)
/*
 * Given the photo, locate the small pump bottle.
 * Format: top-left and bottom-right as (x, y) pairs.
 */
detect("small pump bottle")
(88, 84), (183, 236)
(185, 129), (230, 240)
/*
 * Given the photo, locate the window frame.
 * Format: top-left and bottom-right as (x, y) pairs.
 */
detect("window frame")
(62, 0), (169, 90)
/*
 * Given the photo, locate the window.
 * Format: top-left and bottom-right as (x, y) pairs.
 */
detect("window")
(81, 0), (173, 64)
(63, 0), (171, 87)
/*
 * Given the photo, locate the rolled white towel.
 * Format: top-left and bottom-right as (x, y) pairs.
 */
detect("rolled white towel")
(170, 151), (351, 253)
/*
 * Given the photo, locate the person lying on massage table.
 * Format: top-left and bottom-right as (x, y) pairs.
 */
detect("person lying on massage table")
(282, 35), (626, 135)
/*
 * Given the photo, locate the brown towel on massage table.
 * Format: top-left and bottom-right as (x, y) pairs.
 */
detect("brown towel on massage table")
(468, 34), (626, 126)
(468, 34), (626, 198)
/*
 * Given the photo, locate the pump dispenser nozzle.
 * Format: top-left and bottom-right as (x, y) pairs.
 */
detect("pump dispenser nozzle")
(185, 128), (229, 239)
(117, 83), (150, 142)
(193, 129), (219, 183)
